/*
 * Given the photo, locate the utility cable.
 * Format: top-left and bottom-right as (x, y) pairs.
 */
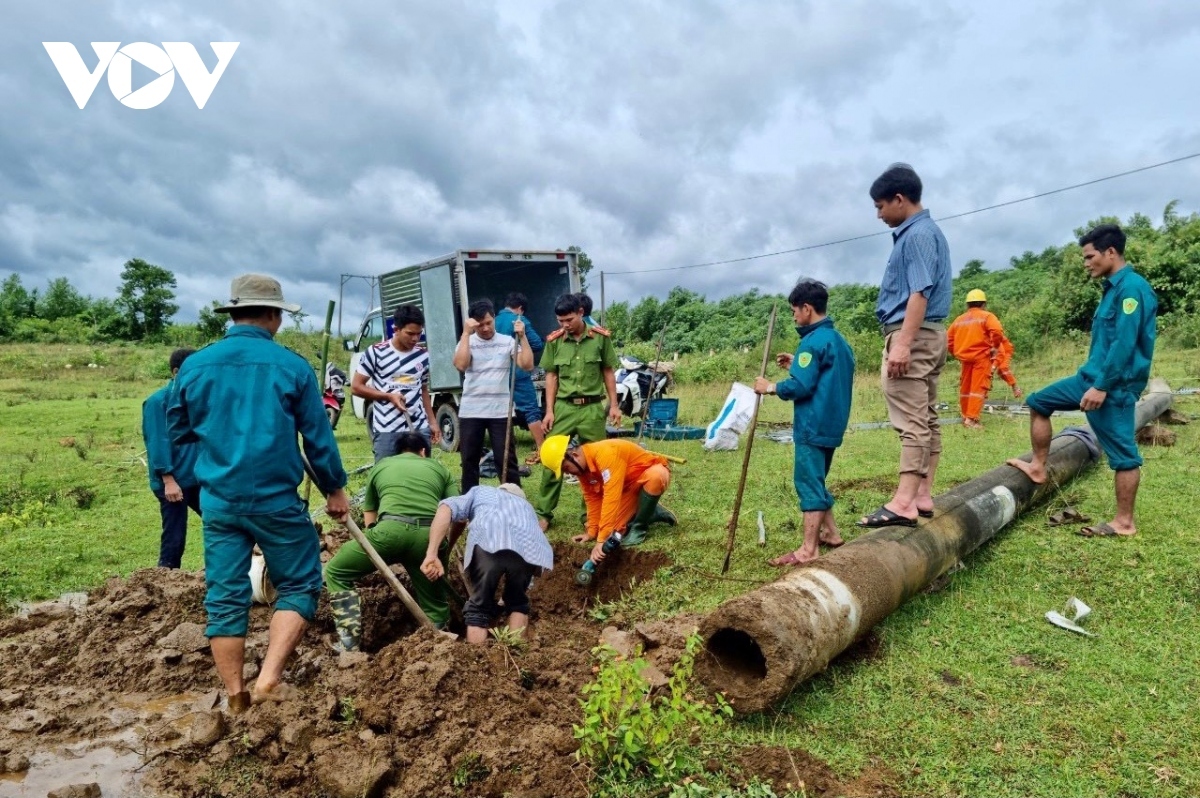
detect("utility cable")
(603, 152), (1200, 275)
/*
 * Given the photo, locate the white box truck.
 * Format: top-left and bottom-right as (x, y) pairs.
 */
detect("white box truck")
(343, 248), (582, 451)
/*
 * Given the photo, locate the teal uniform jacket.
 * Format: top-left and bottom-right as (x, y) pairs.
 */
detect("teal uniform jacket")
(1078, 266), (1157, 397)
(775, 317), (855, 449)
(142, 381), (199, 492)
(167, 325), (348, 515)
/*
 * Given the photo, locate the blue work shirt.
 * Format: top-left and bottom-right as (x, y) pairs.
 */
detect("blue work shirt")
(1078, 265), (1157, 396)
(775, 317), (856, 449)
(142, 380), (199, 492)
(167, 325), (348, 515)
(495, 307), (544, 371)
(875, 209), (953, 325)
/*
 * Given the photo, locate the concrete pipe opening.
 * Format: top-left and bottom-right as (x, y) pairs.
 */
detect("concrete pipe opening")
(702, 627), (767, 694)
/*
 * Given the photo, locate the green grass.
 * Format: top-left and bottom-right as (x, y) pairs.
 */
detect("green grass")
(1, 339), (1199, 797)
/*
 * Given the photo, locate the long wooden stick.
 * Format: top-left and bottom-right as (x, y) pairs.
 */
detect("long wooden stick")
(343, 516), (437, 630)
(501, 324), (520, 484)
(722, 303), (777, 574)
(636, 316), (672, 446)
(304, 300), (337, 505)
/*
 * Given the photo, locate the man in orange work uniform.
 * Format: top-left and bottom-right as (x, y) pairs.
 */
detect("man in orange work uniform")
(946, 289), (1022, 429)
(539, 436), (677, 561)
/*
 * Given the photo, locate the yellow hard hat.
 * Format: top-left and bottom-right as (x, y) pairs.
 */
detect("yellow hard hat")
(966, 289), (987, 303)
(540, 435), (571, 479)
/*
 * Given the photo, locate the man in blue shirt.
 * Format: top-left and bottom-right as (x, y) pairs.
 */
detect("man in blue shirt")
(169, 274), (350, 713)
(1008, 224), (1157, 538)
(495, 293), (546, 461)
(859, 164), (952, 529)
(141, 347), (201, 568)
(755, 279), (855, 565)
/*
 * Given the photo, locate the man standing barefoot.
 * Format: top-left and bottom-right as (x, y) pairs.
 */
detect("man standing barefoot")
(1007, 224), (1157, 538)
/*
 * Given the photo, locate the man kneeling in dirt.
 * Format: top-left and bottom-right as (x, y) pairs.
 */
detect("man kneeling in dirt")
(420, 483), (554, 644)
(324, 432), (457, 651)
(168, 274), (350, 713)
(540, 436), (677, 564)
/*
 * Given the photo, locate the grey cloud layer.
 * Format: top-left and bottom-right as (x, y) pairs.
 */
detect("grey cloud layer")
(1, 1), (1199, 328)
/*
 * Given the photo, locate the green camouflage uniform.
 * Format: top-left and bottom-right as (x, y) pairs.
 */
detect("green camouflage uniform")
(534, 325), (618, 523)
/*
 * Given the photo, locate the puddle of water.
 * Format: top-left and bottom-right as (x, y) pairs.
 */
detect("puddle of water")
(0, 740), (150, 798)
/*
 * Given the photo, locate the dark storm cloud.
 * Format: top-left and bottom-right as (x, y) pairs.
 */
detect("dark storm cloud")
(0, 1), (1197, 330)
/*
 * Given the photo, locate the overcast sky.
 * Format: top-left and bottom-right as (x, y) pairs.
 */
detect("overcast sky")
(3, 1), (1199, 331)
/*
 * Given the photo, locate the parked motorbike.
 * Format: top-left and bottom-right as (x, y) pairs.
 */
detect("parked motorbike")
(324, 363), (348, 429)
(614, 354), (670, 418)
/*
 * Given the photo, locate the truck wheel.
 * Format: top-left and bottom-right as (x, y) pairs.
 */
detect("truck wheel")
(435, 404), (460, 453)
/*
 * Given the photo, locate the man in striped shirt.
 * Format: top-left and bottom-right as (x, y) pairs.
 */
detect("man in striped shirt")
(352, 304), (441, 461)
(453, 299), (535, 491)
(420, 483), (553, 645)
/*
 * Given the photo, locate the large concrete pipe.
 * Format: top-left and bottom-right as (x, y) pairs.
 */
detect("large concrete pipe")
(697, 379), (1173, 714)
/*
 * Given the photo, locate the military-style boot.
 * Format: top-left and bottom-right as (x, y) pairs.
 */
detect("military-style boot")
(622, 489), (670, 546)
(329, 590), (362, 653)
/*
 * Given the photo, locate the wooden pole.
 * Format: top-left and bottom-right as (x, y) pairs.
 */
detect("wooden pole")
(304, 300), (337, 506)
(500, 326), (520, 484)
(599, 271), (606, 326)
(635, 315), (671, 446)
(343, 516), (437, 630)
(721, 304), (777, 574)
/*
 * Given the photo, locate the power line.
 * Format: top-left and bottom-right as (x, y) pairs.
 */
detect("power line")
(603, 152), (1200, 275)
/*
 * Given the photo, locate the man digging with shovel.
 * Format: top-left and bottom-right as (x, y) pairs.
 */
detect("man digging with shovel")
(323, 431), (458, 651)
(168, 274), (350, 714)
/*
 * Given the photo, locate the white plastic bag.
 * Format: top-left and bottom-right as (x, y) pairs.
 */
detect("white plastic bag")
(704, 382), (758, 452)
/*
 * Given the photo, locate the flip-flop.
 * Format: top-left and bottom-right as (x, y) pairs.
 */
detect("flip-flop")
(819, 538), (845, 548)
(856, 506), (918, 529)
(768, 551), (811, 567)
(1077, 523), (1133, 538)
(1049, 507), (1091, 527)
(918, 509), (935, 519)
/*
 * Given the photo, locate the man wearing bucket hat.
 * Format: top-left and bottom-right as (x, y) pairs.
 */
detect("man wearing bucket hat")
(947, 289), (1022, 429)
(540, 436), (676, 563)
(169, 273), (350, 714)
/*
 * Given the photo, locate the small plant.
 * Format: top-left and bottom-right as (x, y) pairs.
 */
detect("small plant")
(574, 631), (732, 788)
(489, 625), (527, 652)
(451, 752), (489, 789)
(337, 696), (357, 726)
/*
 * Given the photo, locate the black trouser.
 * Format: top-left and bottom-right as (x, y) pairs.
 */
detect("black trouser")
(153, 484), (202, 568)
(464, 547), (538, 629)
(459, 416), (520, 492)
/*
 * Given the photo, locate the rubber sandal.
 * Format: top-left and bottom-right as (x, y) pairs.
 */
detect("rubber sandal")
(856, 506), (918, 529)
(1049, 507), (1091, 527)
(819, 538), (845, 548)
(1076, 523), (1132, 538)
(918, 509), (934, 519)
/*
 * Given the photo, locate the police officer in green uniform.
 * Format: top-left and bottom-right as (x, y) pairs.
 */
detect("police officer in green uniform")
(535, 293), (621, 528)
(323, 431), (457, 650)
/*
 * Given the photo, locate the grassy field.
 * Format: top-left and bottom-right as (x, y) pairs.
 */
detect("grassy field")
(1, 338), (1198, 797)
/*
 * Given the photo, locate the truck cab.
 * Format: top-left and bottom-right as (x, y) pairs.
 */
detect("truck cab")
(343, 248), (581, 451)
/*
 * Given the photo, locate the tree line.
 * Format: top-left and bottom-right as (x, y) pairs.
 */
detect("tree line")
(602, 204), (1200, 366)
(2, 205), (1197, 354)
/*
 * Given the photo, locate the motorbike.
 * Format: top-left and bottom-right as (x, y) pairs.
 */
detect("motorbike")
(614, 354), (670, 418)
(324, 363), (348, 429)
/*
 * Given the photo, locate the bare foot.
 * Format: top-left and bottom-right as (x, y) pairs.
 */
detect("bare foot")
(1006, 458), (1047, 484)
(963, 418), (983, 429)
(250, 682), (300, 705)
(538, 517), (550, 532)
(818, 531), (844, 547)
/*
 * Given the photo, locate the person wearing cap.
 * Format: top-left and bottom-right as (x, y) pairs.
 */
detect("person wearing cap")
(540, 436), (676, 561)
(861, 164), (952, 529)
(421, 482), (553, 645)
(323, 431), (457, 652)
(947, 289), (1023, 429)
(141, 347), (201, 568)
(534, 293), (621, 529)
(168, 273), (350, 713)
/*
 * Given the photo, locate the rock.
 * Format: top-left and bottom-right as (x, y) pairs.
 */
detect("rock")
(194, 691), (221, 712)
(338, 651), (369, 669)
(5, 709), (53, 733)
(157, 622), (210, 653)
(0, 690), (24, 710)
(243, 661), (260, 681)
(159, 649), (184, 666)
(640, 664), (669, 689)
(3, 753), (30, 773)
(599, 626), (637, 658)
(314, 748), (392, 798)
(357, 729), (376, 743)
(280, 721), (315, 753)
(47, 784), (101, 798)
(188, 711), (226, 747)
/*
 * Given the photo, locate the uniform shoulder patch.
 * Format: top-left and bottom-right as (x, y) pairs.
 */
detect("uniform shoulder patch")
(1122, 297), (1138, 315)
(589, 325), (611, 336)
(798, 352), (813, 368)
(545, 329), (566, 342)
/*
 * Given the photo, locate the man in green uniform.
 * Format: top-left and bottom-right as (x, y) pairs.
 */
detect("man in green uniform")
(534, 292), (621, 529)
(323, 431), (457, 650)
(1008, 224), (1157, 538)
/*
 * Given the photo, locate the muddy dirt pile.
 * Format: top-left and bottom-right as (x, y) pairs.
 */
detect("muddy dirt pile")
(0, 543), (899, 798)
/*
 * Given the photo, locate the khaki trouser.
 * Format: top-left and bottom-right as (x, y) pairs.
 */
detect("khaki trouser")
(881, 326), (947, 476)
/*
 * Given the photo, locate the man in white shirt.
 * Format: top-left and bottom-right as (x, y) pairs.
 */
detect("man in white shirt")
(452, 299), (534, 491)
